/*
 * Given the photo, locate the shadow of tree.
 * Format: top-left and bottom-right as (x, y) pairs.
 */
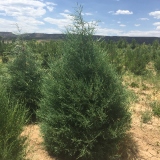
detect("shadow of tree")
(118, 132), (139, 160)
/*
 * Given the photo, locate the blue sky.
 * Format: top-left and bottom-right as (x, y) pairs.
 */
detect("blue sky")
(0, 0), (160, 37)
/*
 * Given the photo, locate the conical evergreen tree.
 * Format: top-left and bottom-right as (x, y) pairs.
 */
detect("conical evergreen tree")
(7, 37), (41, 120)
(38, 6), (131, 160)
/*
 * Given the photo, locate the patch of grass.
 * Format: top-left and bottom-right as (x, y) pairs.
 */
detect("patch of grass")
(0, 84), (28, 160)
(142, 83), (149, 90)
(130, 82), (139, 88)
(150, 101), (160, 117)
(127, 89), (139, 104)
(141, 110), (152, 123)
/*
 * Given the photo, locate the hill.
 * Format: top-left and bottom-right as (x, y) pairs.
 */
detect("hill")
(0, 32), (160, 44)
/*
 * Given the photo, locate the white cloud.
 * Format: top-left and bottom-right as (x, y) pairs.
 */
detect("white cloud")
(46, 2), (57, 12)
(149, 11), (160, 19)
(108, 11), (114, 14)
(96, 25), (160, 37)
(46, 2), (56, 6)
(85, 12), (93, 16)
(119, 24), (126, 27)
(153, 22), (160, 30)
(0, 18), (17, 32)
(156, 26), (160, 30)
(153, 22), (160, 26)
(120, 30), (160, 37)
(139, 18), (149, 21)
(117, 21), (121, 23)
(44, 13), (73, 29)
(95, 26), (123, 36)
(114, 10), (133, 15)
(0, 0), (47, 17)
(0, 0), (46, 8)
(0, 17), (41, 33)
(0, 0), (57, 33)
(17, 16), (44, 25)
(135, 24), (140, 27)
(59, 13), (71, 18)
(64, 9), (70, 13)
(47, 6), (54, 12)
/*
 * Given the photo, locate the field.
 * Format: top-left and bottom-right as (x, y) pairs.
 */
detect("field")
(1, 37), (160, 160)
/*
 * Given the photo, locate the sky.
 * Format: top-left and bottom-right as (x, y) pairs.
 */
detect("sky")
(0, 0), (160, 37)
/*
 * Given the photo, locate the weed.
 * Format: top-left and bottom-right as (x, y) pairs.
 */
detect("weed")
(150, 101), (160, 117)
(141, 110), (152, 123)
(142, 83), (149, 90)
(130, 82), (139, 88)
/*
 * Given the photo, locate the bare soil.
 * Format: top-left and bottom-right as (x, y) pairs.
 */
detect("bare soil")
(22, 124), (54, 160)
(22, 74), (160, 160)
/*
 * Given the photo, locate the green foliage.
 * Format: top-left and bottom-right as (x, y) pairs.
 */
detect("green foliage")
(150, 101), (160, 117)
(105, 41), (125, 74)
(40, 40), (63, 69)
(154, 52), (160, 73)
(0, 84), (28, 160)
(152, 40), (159, 50)
(125, 46), (150, 75)
(117, 38), (128, 49)
(130, 38), (137, 50)
(141, 110), (152, 123)
(1, 52), (9, 63)
(38, 5), (131, 160)
(130, 82), (139, 88)
(7, 37), (41, 120)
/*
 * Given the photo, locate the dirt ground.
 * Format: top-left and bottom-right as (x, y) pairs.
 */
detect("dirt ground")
(22, 124), (54, 160)
(22, 75), (160, 160)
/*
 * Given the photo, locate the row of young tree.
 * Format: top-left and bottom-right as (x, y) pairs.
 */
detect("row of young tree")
(0, 5), (159, 160)
(1, 36), (160, 76)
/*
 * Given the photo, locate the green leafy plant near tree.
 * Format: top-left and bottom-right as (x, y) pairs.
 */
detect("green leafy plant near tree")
(141, 110), (152, 123)
(150, 100), (160, 117)
(0, 84), (28, 160)
(38, 5), (131, 160)
(7, 37), (41, 121)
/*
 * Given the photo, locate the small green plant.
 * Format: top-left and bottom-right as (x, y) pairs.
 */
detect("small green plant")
(141, 110), (152, 123)
(142, 83), (149, 90)
(150, 101), (160, 117)
(130, 82), (139, 88)
(0, 84), (28, 160)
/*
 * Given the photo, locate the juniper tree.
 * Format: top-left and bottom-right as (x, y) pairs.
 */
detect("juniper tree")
(38, 5), (131, 160)
(7, 37), (41, 121)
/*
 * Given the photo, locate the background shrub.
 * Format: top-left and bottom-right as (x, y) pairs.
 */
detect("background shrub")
(7, 37), (41, 121)
(153, 51), (160, 74)
(125, 46), (150, 75)
(38, 5), (131, 160)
